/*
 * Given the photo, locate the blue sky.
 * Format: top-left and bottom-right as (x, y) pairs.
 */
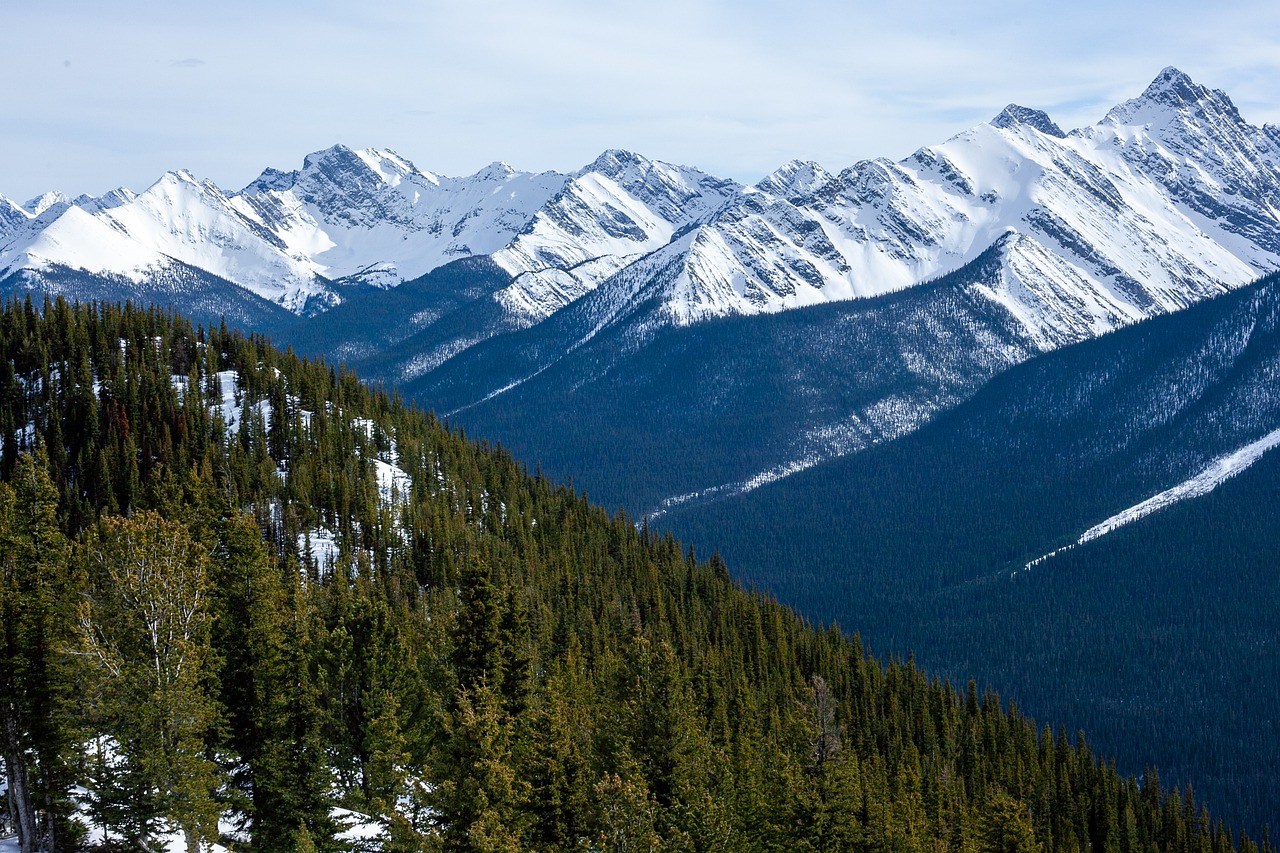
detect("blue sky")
(3, 0), (1279, 201)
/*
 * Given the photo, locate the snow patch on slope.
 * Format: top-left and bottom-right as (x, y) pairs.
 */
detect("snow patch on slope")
(1022, 426), (1280, 571)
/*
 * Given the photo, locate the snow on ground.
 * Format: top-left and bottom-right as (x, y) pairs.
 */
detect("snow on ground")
(1078, 426), (1280, 543)
(299, 526), (340, 570)
(373, 458), (412, 505)
(333, 808), (389, 848)
(213, 369), (271, 433)
(1022, 426), (1280, 571)
(2, 421), (36, 455)
(214, 370), (240, 429)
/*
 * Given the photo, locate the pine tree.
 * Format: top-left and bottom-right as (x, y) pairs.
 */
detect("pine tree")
(0, 451), (79, 853)
(210, 513), (331, 851)
(981, 790), (1043, 853)
(432, 683), (526, 853)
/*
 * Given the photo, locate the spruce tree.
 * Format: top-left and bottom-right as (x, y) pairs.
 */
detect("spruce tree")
(0, 451), (79, 853)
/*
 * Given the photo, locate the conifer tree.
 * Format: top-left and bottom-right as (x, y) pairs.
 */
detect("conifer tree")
(0, 451), (79, 853)
(210, 513), (330, 850)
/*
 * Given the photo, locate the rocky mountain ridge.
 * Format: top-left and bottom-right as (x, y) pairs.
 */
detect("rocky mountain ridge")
(5, 67), (1280, 514)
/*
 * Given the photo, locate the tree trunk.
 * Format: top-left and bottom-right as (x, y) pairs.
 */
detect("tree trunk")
(3, 710), (37, 853)
(42, 787), (56, 853)
(6, 772), (19, 845)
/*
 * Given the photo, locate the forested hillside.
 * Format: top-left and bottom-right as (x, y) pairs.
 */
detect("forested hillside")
(0, 297), (1268, 852)
(660, 273), (1280, 833)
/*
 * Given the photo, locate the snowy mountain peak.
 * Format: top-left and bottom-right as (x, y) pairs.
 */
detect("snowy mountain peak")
(756, 160), (834, 199)
(2, 193), (29, 217)
(581, 148), (651, 179)
(73, 187), (140, 214)
(159, 168), (195, 185)
(279, 144), (438, 194)
(352, 147), (436, 187)
(991, 104), (1065, 138)
(243, 166), (295, 194)
(1104, 66), (1244, 129)
(474, 161), (519, 181)
(301, 144), (388, 186)
(1145, 65), (1207, 102)
(23, 190), (69, 216)
(301, 143), (363, 172)
(0, 194), (31, 240)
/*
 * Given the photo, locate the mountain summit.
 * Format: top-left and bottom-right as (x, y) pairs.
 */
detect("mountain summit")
(3, 69), (1279, 494)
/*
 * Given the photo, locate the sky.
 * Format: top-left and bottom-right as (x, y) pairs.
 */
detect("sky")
(3, 0), (1280, 202)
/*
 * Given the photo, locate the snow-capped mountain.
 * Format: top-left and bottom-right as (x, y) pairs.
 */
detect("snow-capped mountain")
(587, 66), (1278, 344)
(0, 195), (29, 241)
(8, 67), (1275, 343)
(5, 67), (1280, 514)
(372, 68), (1280, 517)
(489, 149), (740, 323)
(0, 146), (569, 314)
(342, 68), (1280, 407)
(233, 145), (568, 289)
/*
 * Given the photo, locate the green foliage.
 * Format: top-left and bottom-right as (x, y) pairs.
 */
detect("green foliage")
(77, 511), (220, 849)
(0, 296), (1266, 851)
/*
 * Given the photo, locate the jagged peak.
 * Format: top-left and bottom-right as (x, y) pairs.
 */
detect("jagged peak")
(146, 170), (230, 201)
(756, 160), (832, 198)
(302, 143), (361, 171)
(1148, 65), (1198, 96)
(1104, 66), (1244, 127)
(580, 148), (652, 179)
(71, 187), (137, 214)
(294, 144), (435, 189)
(243, 166), (297, 194)
(354, 147), (432, 184)
(156, 168), (199, 185)
(0, 195), (32, 238)
(299, 144), (385, 183)
(473, 161), (518, 182)
(992, 104), (1065, 138)
(23, 190), (69, 216)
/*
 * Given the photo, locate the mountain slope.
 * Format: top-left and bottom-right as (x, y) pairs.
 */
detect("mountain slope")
(351, 68), (1280, 519)
(658, 270), (1280, 831)
(402, 238), (1040, 514)
(0, 261), (295, 332)
(234, 145), (568, 288)
(1, 297), (1257, 850)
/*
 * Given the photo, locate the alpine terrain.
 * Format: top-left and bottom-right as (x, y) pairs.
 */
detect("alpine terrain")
(2, 299), (1263, 851)
(5, 66), (1280, 835)
(4, 68), (1279, 519)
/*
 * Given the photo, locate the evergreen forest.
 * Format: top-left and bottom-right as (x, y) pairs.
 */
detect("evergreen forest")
(0, 296), (1270, 852)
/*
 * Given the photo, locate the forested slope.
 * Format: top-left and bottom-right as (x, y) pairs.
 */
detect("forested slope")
(0, 297), (1266, 852)
(660, 273), (1280, 833)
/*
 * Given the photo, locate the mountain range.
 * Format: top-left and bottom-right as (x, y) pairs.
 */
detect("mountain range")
(6, 65), (1280, 830)
(6, 66), (1280, 518)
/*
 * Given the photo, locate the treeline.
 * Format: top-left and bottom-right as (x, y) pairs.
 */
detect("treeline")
(0, 296), (1268, 852)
